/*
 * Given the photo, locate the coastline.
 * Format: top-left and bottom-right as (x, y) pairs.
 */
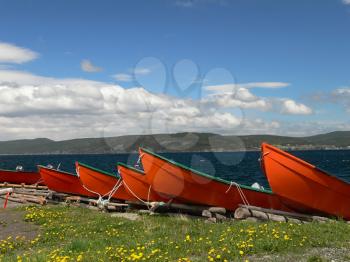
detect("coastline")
(0, 147), (350, 156)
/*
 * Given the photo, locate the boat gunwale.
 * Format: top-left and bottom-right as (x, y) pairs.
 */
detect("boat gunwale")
(117, 162), (145, 175)
(76, 162), (119, 178)
(37, 165), (77, 177)
(0, 168), (38, 174)
(139, 147), (273, 194)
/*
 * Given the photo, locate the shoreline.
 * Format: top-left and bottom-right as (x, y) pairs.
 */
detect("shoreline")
(0, 147), (350, 156)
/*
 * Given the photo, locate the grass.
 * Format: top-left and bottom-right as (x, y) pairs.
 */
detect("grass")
(1, 205), (350, 261)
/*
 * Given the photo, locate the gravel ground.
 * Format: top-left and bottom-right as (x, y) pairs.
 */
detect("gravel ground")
(248, 246), (350, 261)
(0, 204), (39, 241)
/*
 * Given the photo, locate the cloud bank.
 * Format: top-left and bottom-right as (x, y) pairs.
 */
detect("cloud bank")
(0, 42), (38, 64)
(0, 68), (314, 140)
(0, 41), (317, 140)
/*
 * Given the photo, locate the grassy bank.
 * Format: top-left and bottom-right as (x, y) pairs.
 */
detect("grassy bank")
(1, 206), (350, 261)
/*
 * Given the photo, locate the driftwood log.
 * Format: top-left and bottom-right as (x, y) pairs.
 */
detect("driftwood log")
(0, 183), (47, 190)
(235, 205), (329, 223)
(12, 189), (50, 197)
(0, 195), (27, 203)
(0, 188), (13, 196)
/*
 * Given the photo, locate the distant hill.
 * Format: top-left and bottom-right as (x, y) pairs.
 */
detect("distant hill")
(0, 131), (349, 154)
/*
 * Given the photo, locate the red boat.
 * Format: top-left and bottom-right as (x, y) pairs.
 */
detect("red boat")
(261, 143), (350, 219)
(75, 162), (134, 201)
(0, 167), (43, 185)
(117, 162), (170, 202)
(38, 165), (95, 197)
(139, 147), (289, 211)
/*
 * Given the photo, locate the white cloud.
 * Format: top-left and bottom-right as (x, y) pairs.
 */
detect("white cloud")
(175, 0), (195, 7)
(0, 42), (38, 64)
(112, 73), (133, 82)
(280, 99), (313, 115)
(81, 59), (103, 72)
(205, 83), (312, 115)
(204, 91), (271, 111)
(343, 0), (350, 5)
(332, 87), (350, 112)
(134, 67), (151, 75)
(0, 68), (317, 140)
(112, 67), (152, 82)
(241, 82), (290, 89)
(0, 70), (243, 139)
(205, 82), (289, 93)
(174, 0), (227, 8)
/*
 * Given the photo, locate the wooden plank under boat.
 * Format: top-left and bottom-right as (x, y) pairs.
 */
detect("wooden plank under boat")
(38, 165), (95, 197)
(261, 143), (350, 219)
(75, 162), (134, 201)
(0, 168), (43, 185)
(139, 147), (290, 212)
(117, 162), (171, 202)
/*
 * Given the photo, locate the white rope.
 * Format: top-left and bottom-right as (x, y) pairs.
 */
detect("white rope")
(122, 179), (151, 210)
(74, 166), (126, 208)
(258, 151), (270, 162)
(147, 184), (152, 204)
(76, 166), (103, 201)
(225, 181), (250, 206)
(32, 178), (44, 186)
(136, 153), (145, 165)
(105, 179), (123, 201)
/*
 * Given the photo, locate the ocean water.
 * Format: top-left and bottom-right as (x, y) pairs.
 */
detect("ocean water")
(0, 150), (349, 189)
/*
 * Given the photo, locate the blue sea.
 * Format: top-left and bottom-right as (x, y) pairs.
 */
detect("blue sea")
(0, 150), (350, 189)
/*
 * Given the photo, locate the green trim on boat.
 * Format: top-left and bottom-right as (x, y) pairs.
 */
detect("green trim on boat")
(77, 162), (118, 178)
(37, 165), (77, 177)
(117, 162), (145, 175)
(140, 147), (273, 194)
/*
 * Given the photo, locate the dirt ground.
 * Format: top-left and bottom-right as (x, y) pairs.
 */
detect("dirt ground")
(0, 200), (39, 241)
(248, 246), (350, 262)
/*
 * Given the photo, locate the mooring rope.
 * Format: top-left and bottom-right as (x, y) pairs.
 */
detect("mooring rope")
(121, 179), (152, 210)
(32, 178), (44, 186)
(105, 179), (123, 201)
(225, 181), (250, 206)
(76, 166), (105, 205)
(258, 151), (270, 162)
(136, 153), (145, 166)
(147, 184), (152, 205)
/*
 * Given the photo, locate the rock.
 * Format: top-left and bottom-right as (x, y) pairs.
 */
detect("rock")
(205, 217), (217, 223)
(245, 217), (259, 222)
(110, 212), (140, 221)
(287, 218), (302, 224)
(208, 207), (226, 214)
(138, 209), (152, 215)
(234, 207), (252, 219)
(202, 210), (212, 218)
(215, 213), (227, 221)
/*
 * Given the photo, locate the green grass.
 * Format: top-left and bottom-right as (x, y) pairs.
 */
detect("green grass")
(1, 206), (350, 261)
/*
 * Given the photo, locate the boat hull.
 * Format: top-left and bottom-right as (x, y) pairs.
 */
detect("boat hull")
(76, 162), (134, 201)
(117, 163), (170, 202)
(139, 148), (288, 211)
(38, 166), (95, 197)
(0, 169), (43, 185)
(261, 143), (350, 219)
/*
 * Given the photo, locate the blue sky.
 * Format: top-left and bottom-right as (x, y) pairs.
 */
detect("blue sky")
(0, 0), (349, 140)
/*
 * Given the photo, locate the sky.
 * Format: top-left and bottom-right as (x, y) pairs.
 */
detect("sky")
(0, 0), (350, 141)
